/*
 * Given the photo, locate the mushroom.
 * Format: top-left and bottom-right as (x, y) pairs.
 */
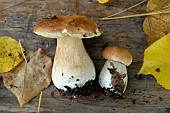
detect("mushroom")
(98, 46), (132, 98)
(33, 16), (102, 96)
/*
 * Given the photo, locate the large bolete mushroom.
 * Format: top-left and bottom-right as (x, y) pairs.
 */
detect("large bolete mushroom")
(99, 46), (132, 98)
(34, 16), (102, 96)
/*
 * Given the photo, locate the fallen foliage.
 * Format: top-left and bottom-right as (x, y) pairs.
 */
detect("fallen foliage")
(143, 0), (170, 45)
(138, 33), (170, 89)
(3, 48), (52, 107)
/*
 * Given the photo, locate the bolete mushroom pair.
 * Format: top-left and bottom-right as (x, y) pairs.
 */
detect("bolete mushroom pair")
(34, 15), (132, 97)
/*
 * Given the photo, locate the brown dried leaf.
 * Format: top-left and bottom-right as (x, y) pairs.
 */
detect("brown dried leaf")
(2, 48), (52, 107)
(143, 0), (170, 45)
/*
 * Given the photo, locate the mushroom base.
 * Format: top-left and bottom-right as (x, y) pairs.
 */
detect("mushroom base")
(102, 88), (124, 99)
(58, 80), (94, 98)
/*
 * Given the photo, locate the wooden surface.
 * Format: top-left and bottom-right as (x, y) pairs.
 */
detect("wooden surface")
(1, 0), (170, 113)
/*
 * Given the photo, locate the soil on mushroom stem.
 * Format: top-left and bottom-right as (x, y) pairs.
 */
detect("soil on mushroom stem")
(57, 80), (95, 99)
(102, 88), (124, 99)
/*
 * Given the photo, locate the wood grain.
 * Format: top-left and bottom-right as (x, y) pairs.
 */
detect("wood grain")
(1, 0), (170, 113)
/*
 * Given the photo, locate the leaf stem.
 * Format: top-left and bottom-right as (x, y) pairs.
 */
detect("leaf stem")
(37, 91), (43, 113)
(19, 40), (27, 63)
(100, 10), (170, 21)
(103, 0), (147, 18)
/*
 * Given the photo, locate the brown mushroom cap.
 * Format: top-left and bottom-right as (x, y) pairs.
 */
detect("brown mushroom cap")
(33, 16), (102, 38)
(102, 46), (133, 66)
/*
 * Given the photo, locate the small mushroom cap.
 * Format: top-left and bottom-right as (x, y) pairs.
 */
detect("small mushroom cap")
(34, 16), (102, 38)
(102, 46), (132, 66)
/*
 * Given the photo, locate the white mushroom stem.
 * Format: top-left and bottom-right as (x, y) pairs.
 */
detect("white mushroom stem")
(52, 37), (95, 91)
(99, 60), (128, 94)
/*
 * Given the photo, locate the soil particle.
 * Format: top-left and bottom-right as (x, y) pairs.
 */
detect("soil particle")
(51, 90), (56, 97)
(131, 99), (137, 104)
(159, 96), (163, 101)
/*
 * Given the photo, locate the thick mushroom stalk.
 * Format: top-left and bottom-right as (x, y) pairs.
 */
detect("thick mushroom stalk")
(52, 37), (95, 92)
(98, 46), (132, 98)
(33, 16), (102, 96)
(99, 60), (128, 97)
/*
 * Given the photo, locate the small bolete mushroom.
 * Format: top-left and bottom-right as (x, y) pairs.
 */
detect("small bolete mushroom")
(98, 46), (132, 98)
(34, 16), (102, 96)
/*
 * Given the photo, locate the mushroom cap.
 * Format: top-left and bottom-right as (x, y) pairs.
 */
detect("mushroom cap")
(34, 16), (102, 38)
(102, 46), (132, 66)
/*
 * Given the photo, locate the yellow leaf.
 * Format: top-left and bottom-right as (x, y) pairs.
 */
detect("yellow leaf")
(138, 33), (170, 89)
(97, 0), (109, 4)
(0, 36), (24, 73)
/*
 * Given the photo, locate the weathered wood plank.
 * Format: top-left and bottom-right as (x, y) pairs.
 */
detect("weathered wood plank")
(1, 0), (169, 113)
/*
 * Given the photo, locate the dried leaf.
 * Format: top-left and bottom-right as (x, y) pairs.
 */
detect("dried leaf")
(97, 0), (109, 4)
(138, 33), (170, 89)
(143, 0), (170, 45)
(3, 48), (52, 107)
(0, 36), (24, 73)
